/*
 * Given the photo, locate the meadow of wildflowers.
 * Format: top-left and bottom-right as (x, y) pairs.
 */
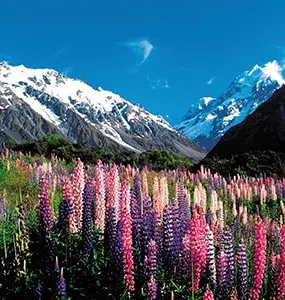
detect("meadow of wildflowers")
(0, 149), (285, 299)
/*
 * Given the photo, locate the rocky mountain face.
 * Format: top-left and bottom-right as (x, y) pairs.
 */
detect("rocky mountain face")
(0, 62), (205, 161)
(177, 61), (284, 151)
(207, 85), (285, 158)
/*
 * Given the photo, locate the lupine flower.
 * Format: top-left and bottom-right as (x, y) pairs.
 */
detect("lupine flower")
(202, 285), (214, 300)
(273, 225), (285, 299)
(189, 207), (207, 291)
(223, 228), (235, 294)
(121, 180), (135, 293)
(82, 178), (94, 259)
(38, 175), (53, 233)
(71, 159), (85, 232)
(57, 268), (67, 297)
(217, 248), (227, 294)
(93, 160), (106, 233)
(162, 206), (175, 278)
(237, 243), (248, 300)
(142, 197), (154, 258)
(206, 226), (216, 288)
(249, 216), (267, 300)
(148, 275), (157, 300)
(33, 281), (42, 300)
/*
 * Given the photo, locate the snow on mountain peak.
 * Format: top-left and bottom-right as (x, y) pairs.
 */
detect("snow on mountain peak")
(177, 60), (285, 151)
(260, 60), (285, 85)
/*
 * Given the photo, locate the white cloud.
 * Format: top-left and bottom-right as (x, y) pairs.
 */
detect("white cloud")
(207, 76), (215, 85)
(125, 39), (154, 65)
(146, 74), (170, 89)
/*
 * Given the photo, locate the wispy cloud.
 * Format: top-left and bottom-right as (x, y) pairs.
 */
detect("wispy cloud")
(207, 76), (215, 85)
(0, 54), (13, 63)
(123, 38), (154, 65)
(61, 66), (73, 76)
(51, 44), (72, 60)
(146, 74), (170, 89)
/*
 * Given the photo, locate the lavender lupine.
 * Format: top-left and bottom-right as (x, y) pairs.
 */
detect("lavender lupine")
(93, 160), (106, 233)
(206, 226), (216, 288)
(38, 175), (53, 234)
(142, 197), (154, 258)
(237, 243), (248, 300)
(82, 178), (94, 259)
(144, 240), (158, 299)
(223, 228), (236, 294)
(217, 248), (227, 294)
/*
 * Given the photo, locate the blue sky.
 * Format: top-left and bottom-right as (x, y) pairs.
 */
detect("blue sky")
(1, 0), (285, 124)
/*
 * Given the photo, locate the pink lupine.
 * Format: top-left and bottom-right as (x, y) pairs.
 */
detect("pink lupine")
(189, 207), (207, 291)
(274, 226), (285, 299)
(121, 180), (135, 293)
(93, 160), (106, 233)
(152, 176), (160, 214)
(106, 164), (121, 220)
(62, 177), (77, 233)
(249, 216), (267, 300)
(202, 285), (214, 300)
(71, 159), (85, 232)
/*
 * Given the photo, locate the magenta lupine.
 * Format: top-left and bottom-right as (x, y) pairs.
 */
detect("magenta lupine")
(121, 180), (135, 293)
(202, 285), (214, 300)
(189, 207), (207, 291)
(249, 216), (267, 300)
(148, 276), (157, 300)
(93, 160), (106, 233)
(237, 243), (248, 300)
(273, 226), (285, 299)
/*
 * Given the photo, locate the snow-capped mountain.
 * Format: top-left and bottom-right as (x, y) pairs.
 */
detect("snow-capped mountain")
(176, 60), (285, 151)
(0, 62), (205, 160)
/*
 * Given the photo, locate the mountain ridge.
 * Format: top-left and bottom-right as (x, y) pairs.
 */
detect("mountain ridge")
(176, 60), (285, 150)
(0, 62), (206, 161)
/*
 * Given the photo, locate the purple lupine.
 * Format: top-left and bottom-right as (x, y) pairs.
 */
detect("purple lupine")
(217, 248), (227, 295)
(236, 243), (248, 300)
(144, 239), (158, 281)
(33, 281), (42, 300)
(223, 228), (236, 294)
(142, 197), (154, 259)
(0, 195), (4, 218)
(206, 227), (216, 289)
(152, 211), (162, 268)
(57, 269), (67, 297)
(82, 178), (94, 259)
(57, 177), (72, 235)
(162, 206), (175, 279)
(171, 199), (183, 262)
(147, 276), (157, 300)
(38, 175), (53, 234)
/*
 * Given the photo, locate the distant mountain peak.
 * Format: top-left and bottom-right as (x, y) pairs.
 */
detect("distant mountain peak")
(0, 62), (205, 160)
(176, 60), (284, 151)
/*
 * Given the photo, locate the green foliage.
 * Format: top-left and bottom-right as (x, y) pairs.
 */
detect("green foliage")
(12, 135), (192, 171)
